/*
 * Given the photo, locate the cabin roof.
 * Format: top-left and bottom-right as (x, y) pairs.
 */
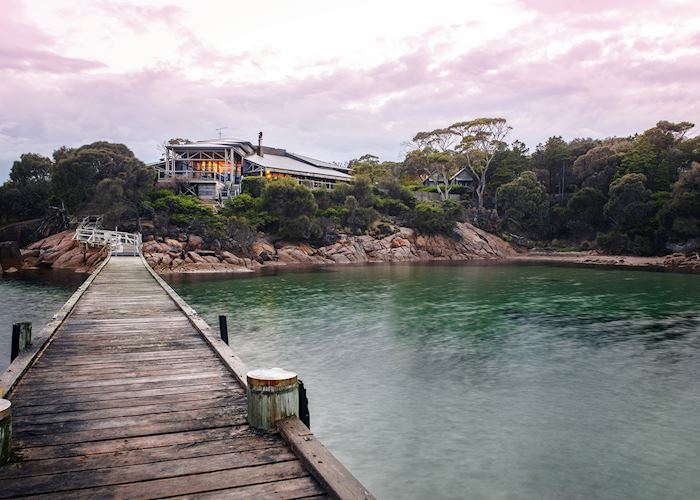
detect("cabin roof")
(246, 153), (353, 181)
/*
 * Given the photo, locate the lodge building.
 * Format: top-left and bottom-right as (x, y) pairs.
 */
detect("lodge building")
(153, 133), (352, 203)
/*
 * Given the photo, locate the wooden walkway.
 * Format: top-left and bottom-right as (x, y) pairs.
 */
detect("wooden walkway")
(0, 256), (370, 498)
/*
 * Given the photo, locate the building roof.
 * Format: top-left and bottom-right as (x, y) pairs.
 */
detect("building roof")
(424, 168), (474, 184)
(246, 153), (353, 181)
(287, 152), (349, 172)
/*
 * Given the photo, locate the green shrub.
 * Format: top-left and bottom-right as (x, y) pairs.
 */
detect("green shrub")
(148, 190), (213, 226)
(377, 179), (416, 209)
(317, 206), (348, 224)
(261, 178), (318, 218)
(278, 215), (322, 241)
(408, 201), (463, 235)
(222, 193), (270, 230)
(242, 176), (268, 197)
(344, 195), (378, 234)
(596, 231), (628, 254)
(374, 197), (410, 216)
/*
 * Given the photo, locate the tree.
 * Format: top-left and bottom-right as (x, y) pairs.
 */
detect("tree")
(566, 187), (607, 239)
(496, 171), (548, 238)
(487, 140), (530, 193)
(452, 117), (511, 209)
(660, 162), (700, 242)
(0, 153), (54, 224)
(619, 121), (696, 192)
(52, 142), (148, 213)
(539, 136), (571, 199)
(348, 154), (391, 184)
(9, 153), (52, 186)
(407, 128), (462, 200)
(572, 141), (631, 194)
(261, 178), (321, 241)
(604, 173), (654, 231)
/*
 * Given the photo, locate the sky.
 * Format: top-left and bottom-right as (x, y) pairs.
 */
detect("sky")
(1, 0), (699, 179)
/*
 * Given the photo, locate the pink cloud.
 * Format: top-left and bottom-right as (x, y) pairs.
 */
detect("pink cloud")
(1, 0), (699, 179)
(0, 0), (103, 74)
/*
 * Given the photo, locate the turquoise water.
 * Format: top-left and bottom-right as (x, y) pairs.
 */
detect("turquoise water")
(0, 271), (84, 372)
(168, 264), (700, 500)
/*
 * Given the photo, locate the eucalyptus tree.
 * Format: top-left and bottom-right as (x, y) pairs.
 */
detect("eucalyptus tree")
(451, 118), (511, 209)
(406, 128), (463, 200)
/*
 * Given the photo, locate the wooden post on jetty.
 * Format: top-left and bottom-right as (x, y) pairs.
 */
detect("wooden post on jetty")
(10, 322), (32, 362)
(219, 315), (229, 345)
(18, 322), (32, 351)
(247, 368), (299, 432)
(0, 399), (11, 465)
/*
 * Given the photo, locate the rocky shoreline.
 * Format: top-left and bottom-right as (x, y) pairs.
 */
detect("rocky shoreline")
(142, 222), (516, 274)
(510, 251), (700, 272)
(3, 225), (699, 275)
(0, 230), (105, 273)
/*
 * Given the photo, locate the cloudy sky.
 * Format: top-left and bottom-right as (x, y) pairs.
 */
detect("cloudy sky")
(1, 0), (699, 179)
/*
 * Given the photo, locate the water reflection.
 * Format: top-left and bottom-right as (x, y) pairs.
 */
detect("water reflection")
(169, 263), (700, 500)
(0, 270), (84, 371)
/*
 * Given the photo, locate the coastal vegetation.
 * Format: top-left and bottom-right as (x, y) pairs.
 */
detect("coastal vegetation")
(1, 119), (699, 257)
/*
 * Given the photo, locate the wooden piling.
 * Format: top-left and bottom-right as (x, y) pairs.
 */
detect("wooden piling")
(299, 379), (310, 429)
(218, 315), (229, 345)
(0, 399), (11, 465)
(247, 368), (299, 432)
(10, 324), (20, 362)
(18, 322), (32, 351)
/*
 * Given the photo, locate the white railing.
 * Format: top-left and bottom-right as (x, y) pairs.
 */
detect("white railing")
(73, 225), (142, 255)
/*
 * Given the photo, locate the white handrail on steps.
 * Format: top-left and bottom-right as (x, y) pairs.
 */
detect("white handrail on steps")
(73, 223), (142, 255)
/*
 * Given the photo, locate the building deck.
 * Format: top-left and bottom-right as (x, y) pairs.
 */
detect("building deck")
(0, 256), (338, 499)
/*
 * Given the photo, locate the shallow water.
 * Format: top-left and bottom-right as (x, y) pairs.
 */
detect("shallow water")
(0, 270), (85, 372)
(168, 263), (700, 500)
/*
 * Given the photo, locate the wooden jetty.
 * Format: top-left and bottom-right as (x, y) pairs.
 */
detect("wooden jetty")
(0, 252), (372, 499)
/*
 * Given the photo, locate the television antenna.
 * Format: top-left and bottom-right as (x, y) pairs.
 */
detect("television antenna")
(215, 127), (228, 139)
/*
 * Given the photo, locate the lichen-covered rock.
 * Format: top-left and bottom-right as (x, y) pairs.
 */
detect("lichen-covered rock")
(186, 234), (204, 251)
(145, 221), (516, 274)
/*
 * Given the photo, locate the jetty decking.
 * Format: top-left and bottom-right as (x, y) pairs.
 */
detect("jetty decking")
(0, 255), (370, 499)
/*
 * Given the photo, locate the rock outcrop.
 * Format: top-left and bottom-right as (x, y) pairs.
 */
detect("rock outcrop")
(663, 252), (700, 271)
(144, 222), (516, 274)
(12, 230), (106, 273)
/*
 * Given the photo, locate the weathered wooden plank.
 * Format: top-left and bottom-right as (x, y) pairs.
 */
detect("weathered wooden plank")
(17, 425), (256, 461)
(12, 374), (228, 399)
(278, 417), (375, 500)
(12, 396), (239, 427)
(0, 447), (296, 497)
(24, 460), (311, 499)
(11, 388), (242, 416)
(22, 362), (225, 383)
(13, 405), (246, 438)
(36, 349), (213, 363)
(13, 413), (246, 448)
(172, 476), (327, 499)
(0, 435), (283, 479)
(15, 370), (229, 392)
(11, 382), (239, 407)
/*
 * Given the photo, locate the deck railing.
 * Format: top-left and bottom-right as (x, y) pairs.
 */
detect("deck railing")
(73, 224), (142, 256)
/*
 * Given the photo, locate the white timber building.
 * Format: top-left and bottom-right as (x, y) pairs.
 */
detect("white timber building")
(153, 133), (352, 203)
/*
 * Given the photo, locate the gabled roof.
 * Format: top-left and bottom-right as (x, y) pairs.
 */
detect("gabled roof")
(246, 153), (353, 181)
(424, 168), (474, 183)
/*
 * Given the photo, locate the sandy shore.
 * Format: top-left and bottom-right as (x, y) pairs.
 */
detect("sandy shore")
(508, 251), (699, 272)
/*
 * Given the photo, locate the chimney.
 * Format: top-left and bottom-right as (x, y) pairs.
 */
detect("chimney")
(258, 131), (264, 157)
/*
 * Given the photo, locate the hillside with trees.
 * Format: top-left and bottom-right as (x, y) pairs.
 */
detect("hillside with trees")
(1, 119), (699, 258)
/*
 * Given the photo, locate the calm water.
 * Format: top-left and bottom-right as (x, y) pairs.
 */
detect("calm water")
(0, 270), (85, 372)
(168, 264), (700, 500)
